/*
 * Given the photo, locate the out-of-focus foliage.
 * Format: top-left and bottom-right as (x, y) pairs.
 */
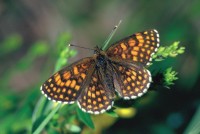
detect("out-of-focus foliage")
(0, 0), (200, 134)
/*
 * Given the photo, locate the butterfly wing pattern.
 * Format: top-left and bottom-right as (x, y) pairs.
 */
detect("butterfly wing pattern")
(106, 29), (159, 66)
(112, 63), (151, 100)
(106, 29), (159, 99)
(40, 29), (160, 114)
(40, 57), (95, 104)
(77, 70), (114, 114)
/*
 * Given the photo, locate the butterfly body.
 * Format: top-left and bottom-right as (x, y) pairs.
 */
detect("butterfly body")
(41, 29), (160, 114)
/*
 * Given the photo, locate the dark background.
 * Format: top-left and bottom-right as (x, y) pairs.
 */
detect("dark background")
(0, 0), (200, 134)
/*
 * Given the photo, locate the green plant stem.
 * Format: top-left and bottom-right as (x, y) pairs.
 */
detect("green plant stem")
(101, 20), (122, 50)
(33, 104), (62, 134)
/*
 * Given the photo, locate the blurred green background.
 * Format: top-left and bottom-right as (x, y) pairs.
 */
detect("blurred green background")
(0, 0), (200, 134)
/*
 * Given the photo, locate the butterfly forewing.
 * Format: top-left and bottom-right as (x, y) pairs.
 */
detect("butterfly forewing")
(106, 29), (159, 66)
(77, 70), (114, 114)
(112, 63), (151, 99)
(40, 57), (95, 104)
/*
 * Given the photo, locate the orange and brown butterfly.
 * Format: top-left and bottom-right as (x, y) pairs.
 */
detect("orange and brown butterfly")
(40, 29), (160, 114)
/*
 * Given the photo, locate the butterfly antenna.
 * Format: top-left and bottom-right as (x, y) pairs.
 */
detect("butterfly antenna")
(101, 20), (122, 50)
(69, 44), (95, 51)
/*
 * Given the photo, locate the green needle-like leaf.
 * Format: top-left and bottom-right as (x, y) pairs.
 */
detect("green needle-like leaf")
(76, 106), (95, 129)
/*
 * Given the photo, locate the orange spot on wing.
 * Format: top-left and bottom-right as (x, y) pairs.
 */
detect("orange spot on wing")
(96, 91), (100, 96)
(92, 77), (97, 82)
(131, 83), (135, 87)
(137, 81), (141, 85)
(127, 77), (131, 82)
(73, 93), (76, 97)
(135, 88), (139, 92)
(128, 39), (136, 46)
(65, 97), (69, 100)
(63, 72), (71, 79)
(121, 53), (126, 59)
(120, 43), (127, 50)
(105, 101), (109, 105)
(131, 50), (138, 56)
(98, 98), (102, 102)
(92, 93), (96, 98)
(62, 88), (66, 93)
(73, 66), (79, 75)
(103, 96), (107, 100)
(147, 50), (151, 55)
(131, 76), (136, 80)
(143, 80), (147, 84)
(93, 100), (97, 105)
(133, 56), (138, 61)
(65, 80), (71, 87)
(81, 73), (86, 79)
(59, 94), (64, 99)
(88, 105), (92, 109)
(57, 88), (61, 93)
(55, 75), (61, 82)
(60, 82), (65, 86)
(132, 71), (137, 76)
(88, 99), (91, 103)
(70, 80), (76, 88)
(133, 47), (139, 51)
(67, 90), (72, 94)
(88, 91), (91, 97)
(99, 103), (103, 108)
(82, 102), (86, 106)
(138, 43), (143, 46)
(75, 85), (80, 91)
(81, 64), (88, 69)
(136, 35), (143, 40)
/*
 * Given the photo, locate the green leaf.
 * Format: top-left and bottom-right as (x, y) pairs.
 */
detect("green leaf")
(106, 109), (119, 118)
(65, 124), (81, 133)
(76, 106), (95, 129)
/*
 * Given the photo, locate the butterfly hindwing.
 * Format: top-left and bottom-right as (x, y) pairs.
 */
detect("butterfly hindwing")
(77, 70), (114, 114)
(40, 57), (95, 104)
(112, 62), (152, 100)
(106, 29), (159, 66)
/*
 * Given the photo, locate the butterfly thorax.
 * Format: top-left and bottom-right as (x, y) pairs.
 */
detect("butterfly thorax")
(94, 47), (115, 98)
(94, 47), (108, 68)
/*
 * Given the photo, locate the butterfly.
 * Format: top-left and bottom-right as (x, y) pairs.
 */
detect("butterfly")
(40, 29), (160, 114)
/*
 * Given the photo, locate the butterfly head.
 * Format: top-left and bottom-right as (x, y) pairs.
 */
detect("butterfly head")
(94, 46), (101, 54)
